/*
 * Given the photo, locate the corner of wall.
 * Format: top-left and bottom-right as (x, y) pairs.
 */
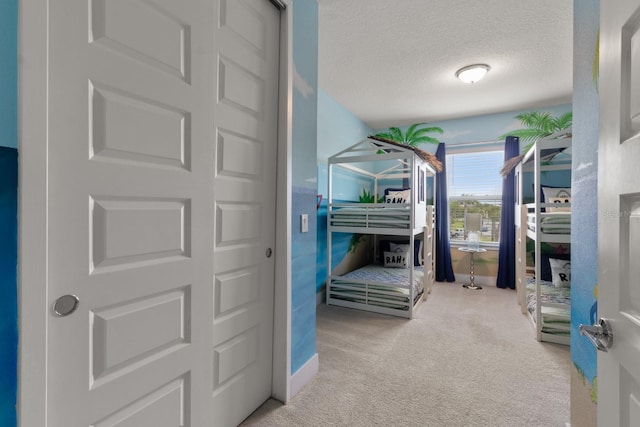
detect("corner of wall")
(290, 0), (318, 380)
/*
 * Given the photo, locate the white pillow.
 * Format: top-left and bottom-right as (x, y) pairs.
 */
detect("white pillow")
(385, 189), (411, 204)
(389, 242), (410, 253)
(542, 187), (571, 212)
(389, 241), (422, 266)
(383, 250), (408, 268)
(549, 258), (571, 288)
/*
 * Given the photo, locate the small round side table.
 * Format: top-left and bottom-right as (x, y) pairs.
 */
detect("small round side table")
(458, 247), (486, 290)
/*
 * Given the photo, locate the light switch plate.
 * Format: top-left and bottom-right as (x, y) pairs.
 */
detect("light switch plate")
(301, 214), (309, 233)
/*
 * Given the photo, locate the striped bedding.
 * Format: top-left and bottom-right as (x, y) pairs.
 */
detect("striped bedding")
(329, 264), (424, 309)
(526, 277), (570, 334)
(330, 206), (411, 228)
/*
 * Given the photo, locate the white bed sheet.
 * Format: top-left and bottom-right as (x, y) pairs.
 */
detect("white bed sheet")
(527, 212), (571, 234)
(330, 205), (411, 228)
(329, 264), (425, 310)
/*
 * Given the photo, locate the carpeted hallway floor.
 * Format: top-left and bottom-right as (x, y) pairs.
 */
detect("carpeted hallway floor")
(241, 282), (571, 427)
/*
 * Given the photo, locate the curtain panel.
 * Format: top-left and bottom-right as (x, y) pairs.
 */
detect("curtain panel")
(434, 143), (455, 282)
(496, 136), (520, 289)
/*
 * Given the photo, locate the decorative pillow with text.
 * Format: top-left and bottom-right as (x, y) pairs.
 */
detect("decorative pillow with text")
(385, 189), (411, 204)
(383, 250), (408, 268)
(381, 240), (422, 266)
(549, 258), (571, 288)
(541, 186), (571, 212)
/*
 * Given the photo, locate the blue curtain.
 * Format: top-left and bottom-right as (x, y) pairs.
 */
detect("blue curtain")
(496, 136), (520, 289)
(435, 143), (455, 282)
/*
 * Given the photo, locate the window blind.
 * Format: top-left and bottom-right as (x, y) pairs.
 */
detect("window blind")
(446, 150), (504, 197)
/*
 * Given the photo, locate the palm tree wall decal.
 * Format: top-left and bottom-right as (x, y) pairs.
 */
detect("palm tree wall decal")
(374, 123), (444, 187)
(375, 123), (444, 147)
(499, 111), (573, 154)
(499, 111), (573, 176)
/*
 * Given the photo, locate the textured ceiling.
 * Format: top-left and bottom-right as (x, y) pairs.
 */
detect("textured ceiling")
(317, 0), (574, 130)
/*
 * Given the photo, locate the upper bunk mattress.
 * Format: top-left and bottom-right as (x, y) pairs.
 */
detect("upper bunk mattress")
(330, 205), (412, 229)
(527, 211), (571, 234)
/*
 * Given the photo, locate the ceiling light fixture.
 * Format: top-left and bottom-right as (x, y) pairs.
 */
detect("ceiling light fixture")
(455, 64), (490, 84)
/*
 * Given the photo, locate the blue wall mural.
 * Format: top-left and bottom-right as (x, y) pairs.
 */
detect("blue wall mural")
(571, 1), (599, 424)
(291, 0), (318, 375)
(0, 148), (17, 427)
(0, 0), (17, 150)
(0, 0), (18, 425)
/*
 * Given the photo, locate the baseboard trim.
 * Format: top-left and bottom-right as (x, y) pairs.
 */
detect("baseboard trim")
(316, 289), (325, 306)
(290, 353), (319, 399)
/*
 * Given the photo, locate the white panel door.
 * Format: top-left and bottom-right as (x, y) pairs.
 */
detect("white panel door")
(598, 0), (640, 425)
(211, 1), (280, 426)
(21, 0), (279, 426)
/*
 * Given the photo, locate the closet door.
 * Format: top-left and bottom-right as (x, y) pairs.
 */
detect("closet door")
(211, 1), (280, 425)
(19, 1), (280, 426)
(598, 0), (640, 425)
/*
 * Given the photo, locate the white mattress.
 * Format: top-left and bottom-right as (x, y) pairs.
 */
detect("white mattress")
(527, 212), (571, 234)
(330, 206), (411, 228)
(329, 264), (424, 310)
(340, 263), (424, 287)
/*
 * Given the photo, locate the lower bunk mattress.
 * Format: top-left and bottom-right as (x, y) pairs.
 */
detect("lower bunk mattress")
(526, 277), (570, 335)
(329, 264), (424, 311)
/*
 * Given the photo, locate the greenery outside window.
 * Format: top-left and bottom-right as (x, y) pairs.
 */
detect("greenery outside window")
(447, 145), (504, 246)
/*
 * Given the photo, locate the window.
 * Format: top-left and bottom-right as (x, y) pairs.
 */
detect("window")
(446, 145), (504, 245)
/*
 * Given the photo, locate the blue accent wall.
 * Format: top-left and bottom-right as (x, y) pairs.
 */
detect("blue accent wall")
(317, 90), (373, 166)
(0, 149), (17, 427)
(291, 186), (318, 374)
(0, 0), (18, 425)
(0, 0), (17, 149)
(291, 0), (318, 375)
(571, 0), (599, 416)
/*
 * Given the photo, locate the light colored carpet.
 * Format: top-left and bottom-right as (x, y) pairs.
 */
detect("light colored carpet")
(241, 282), (571, 427)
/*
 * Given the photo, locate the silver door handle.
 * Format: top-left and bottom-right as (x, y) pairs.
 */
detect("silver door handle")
(53, 294), (79, 317)
(579, 318), (613, 352)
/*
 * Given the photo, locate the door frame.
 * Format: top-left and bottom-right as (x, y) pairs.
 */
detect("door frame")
(273, 0), (293, 404)
(17, 1), (294, 424)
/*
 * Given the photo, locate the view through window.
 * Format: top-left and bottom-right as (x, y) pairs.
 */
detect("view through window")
(447, 148), (504, 245)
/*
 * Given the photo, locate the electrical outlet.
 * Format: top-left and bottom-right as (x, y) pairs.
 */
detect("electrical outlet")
(301, 214), (309, 233)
